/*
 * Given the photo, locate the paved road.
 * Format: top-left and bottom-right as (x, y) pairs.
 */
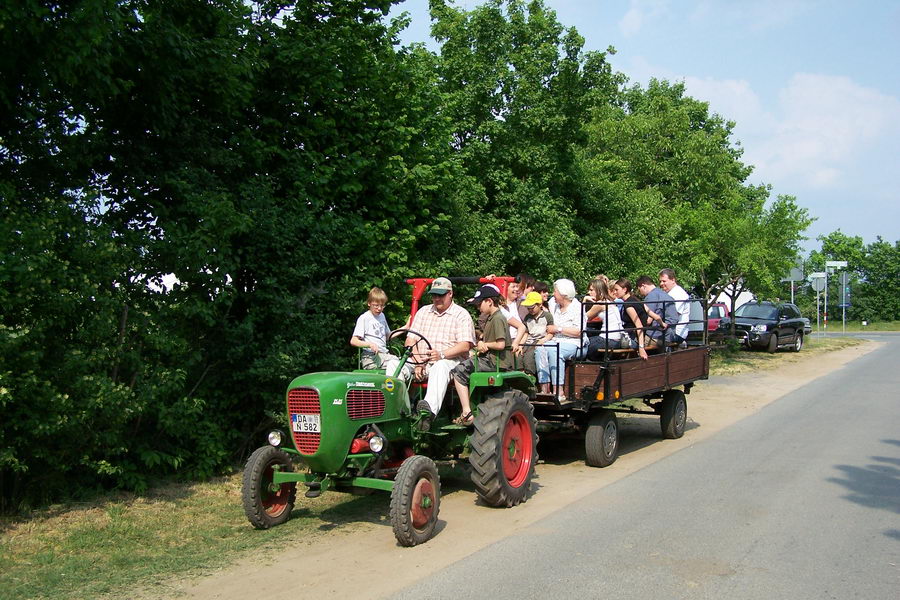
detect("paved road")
(392, 339), (900, 599)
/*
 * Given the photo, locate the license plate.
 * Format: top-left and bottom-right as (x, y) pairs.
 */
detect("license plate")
(291, 413), (321, 433)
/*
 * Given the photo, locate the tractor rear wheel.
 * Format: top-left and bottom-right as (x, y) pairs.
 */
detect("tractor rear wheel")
(470, 389), (538, 507)
(660, 389), (688, 439)
(585, 410), (619, 467)
(242, 445), (297, 529)
(390, 455), (441, 547)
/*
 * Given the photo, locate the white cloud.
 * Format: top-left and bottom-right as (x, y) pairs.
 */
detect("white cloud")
(618, 0), (669, 37)
(751, 73), (900, 188)
(682, 76), (773, 132)
(624, 62), (900, 192)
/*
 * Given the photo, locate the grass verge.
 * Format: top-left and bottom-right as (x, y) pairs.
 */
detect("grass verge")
(0, 474), (390, 600)
(709, 335), (864, 376)
(1, 335), (869, 599)
(813, 320), (900, 332)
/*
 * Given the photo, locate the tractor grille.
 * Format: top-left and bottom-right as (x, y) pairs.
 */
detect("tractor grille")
(346, 389), (385, 420)
(287, 387), (320, 455)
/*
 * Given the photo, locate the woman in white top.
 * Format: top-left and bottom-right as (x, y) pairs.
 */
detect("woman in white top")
(584, 278), (624, 360)
(498, 281), (526, 354)
(535, 279), (584, 399)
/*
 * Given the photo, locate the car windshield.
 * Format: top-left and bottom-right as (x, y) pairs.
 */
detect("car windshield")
(735, 304), (778, 320)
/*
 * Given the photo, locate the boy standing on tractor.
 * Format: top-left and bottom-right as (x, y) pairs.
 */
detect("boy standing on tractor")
(349, 287), (412, 381)
(450, 285), (513, 425)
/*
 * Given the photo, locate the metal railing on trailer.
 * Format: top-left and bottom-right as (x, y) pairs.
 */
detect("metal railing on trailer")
(532, 296), (709, 406)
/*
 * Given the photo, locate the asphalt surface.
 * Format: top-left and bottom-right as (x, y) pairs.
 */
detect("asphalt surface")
(391, 337), (900, 599)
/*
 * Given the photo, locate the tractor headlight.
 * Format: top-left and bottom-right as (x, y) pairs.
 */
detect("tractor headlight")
(751, 324), (768, 333)
(369, 435), (385, 454)
(267, 430), (283, 447)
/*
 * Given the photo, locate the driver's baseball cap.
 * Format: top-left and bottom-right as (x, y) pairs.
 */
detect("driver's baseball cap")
(429, 277), (453, 294)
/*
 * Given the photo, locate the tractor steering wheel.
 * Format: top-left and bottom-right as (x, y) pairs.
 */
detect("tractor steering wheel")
(388, 328), (433, 366)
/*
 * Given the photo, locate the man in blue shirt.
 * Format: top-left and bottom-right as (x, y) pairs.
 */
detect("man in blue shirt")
(636, 275), (678, 348)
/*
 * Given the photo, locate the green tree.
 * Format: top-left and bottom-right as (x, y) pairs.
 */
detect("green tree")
(428, 0), (625, 281)
(809, 231), (899, 322)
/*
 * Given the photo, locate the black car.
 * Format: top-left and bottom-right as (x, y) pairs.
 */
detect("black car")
(722, 301), (812, 353)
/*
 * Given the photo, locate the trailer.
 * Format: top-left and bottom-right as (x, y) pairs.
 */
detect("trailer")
(530, 323), (709, 467)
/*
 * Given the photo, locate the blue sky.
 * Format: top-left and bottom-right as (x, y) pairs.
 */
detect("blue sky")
(390, 0), (900, 251)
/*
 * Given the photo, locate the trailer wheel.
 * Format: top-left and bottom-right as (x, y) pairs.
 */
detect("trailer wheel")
(767, 334), (778, 353)
(390, 455), (441, 547)
(585, 410), (619, 467)
(792, 332), (803, 352)
(242, 445), (297, 529)
(660, 390), (687, 439)
(470, 389), (538, 507)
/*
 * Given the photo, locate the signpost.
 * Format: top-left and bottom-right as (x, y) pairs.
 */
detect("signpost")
(839, 270), (850, 333)
(809, 272), (826, 335)
(824, 261), (848, 335)
(782, 263), (804, 304)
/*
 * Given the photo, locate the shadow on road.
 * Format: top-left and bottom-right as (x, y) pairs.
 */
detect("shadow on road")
(538, 412), (699, 467)
(828, 438), (900, 539)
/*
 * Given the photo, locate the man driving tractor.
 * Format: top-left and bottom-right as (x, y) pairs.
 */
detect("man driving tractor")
(404, 277), (476, 431)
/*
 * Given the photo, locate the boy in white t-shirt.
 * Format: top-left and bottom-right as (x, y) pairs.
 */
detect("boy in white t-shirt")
(349, 287), (412, 381)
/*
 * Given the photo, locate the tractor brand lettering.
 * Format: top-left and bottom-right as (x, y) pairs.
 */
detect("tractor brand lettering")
(384, 379), (395, 392)
(347, 381), (376, 388)
(332, 398), (343, 405)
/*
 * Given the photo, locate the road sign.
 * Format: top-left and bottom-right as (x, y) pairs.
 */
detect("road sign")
(808, 271), (826, 280)
(825, 260), (848, 268)
(782, 266), (804, 283)
(812, 278), (826, 292)
(838, 303), (851, 308)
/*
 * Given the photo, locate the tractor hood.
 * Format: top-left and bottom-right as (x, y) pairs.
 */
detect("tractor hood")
(284, 370), (410, 474)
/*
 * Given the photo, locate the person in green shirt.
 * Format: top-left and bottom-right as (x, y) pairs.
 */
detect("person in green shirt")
(450, 285), (512, 425)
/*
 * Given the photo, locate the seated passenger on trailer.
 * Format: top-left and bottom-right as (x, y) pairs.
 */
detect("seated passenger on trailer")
(513, 291), (554, 375)
(498, 280), (527, 355)
(584, 278), (625, 360)
(635, 275), (678, 350)
(535, 279), (585, 399)
(613, 278), (649, 360)
(658, 268), (690, 346)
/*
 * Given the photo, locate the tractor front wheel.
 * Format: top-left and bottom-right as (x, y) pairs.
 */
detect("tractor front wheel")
(242, 445), (297, 529)
(470, 389), (538, 507)
(390, 455), (441, 547)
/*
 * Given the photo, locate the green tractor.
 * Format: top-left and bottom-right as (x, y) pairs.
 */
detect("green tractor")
(241, 276), (538, 546)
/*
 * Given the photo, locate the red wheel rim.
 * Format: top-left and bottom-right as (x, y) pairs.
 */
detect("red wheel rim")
(502, 410), (533, 488)
(262, 463), (291, 517)
(411, 476), (435, 529)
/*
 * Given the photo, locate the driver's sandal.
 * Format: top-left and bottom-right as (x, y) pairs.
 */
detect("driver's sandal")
(453, 412), (474, 426)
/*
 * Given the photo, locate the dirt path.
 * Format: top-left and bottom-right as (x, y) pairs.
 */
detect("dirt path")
(170, 342), (876, 599)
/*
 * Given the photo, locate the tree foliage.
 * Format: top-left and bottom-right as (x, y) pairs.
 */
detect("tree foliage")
(800, 231), (900, 323)
(1, 0), (823, 510)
